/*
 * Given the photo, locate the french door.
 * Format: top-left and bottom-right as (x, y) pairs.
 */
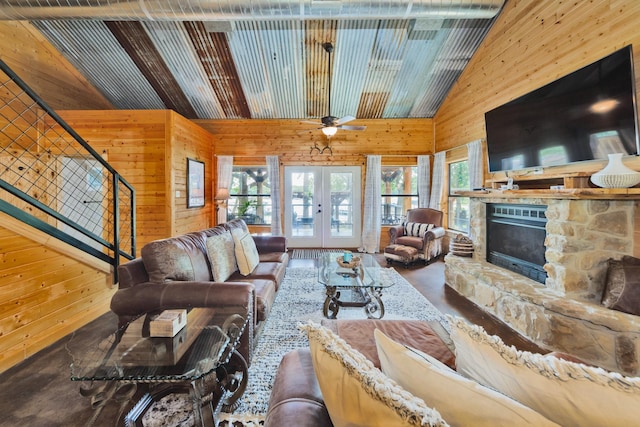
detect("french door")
(284, 166), (361, 248)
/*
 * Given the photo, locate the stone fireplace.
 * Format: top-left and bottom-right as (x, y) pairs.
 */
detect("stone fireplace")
(445, 194), (640, 374)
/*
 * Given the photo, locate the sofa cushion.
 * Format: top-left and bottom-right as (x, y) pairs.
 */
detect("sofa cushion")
(231, 228), (260, 275)
(300, 321), (448, 427)
(205, 230), (238, 282)
(449, 315), (640, 427)
(259, 252), (289, 264)
(403, 222), (434, 237)
(321, 319), (455, 369)
(227, 277), (276, 322)
(375, 330), (558, 427)
(396, 235), (424, 250)
(601, 255), (640, 315)
(141, 233), (211, 283)
(229, 262), (286, 291)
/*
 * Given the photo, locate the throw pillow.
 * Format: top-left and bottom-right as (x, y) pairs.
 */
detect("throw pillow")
(300, 321), (448, 427)
(205, 231), (237, 282)
(230, 228), (259, 276)
(448, 315), (640, 427)
(601, 256), (640, 315)
(374, 329), (558, 427)
(403, 222), (434, 238)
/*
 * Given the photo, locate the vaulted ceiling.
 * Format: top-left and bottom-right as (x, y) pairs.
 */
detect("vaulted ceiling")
(1, 0), (505, 122)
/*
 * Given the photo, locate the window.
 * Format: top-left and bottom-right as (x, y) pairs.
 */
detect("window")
(448, 160), (470, 233)
(380, 166), (418, 225)
(229, 166), (271, 225)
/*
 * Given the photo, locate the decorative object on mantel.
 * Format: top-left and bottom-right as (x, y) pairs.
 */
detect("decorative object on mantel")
(590, 153), (640, 188)
(450, 234), (474, 257)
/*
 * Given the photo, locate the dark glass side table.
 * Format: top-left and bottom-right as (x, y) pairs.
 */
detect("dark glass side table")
(69, 308), (248, 426)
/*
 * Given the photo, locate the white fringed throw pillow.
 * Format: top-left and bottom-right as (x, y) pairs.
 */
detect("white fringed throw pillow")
(230, 228), (259, 276)
(300, 321), (448, 427)
(375, 329), (558, 427)
(449, 315), (640, 427)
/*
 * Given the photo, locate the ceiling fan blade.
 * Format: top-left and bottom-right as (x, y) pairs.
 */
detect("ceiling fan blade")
(339, 125), (366, 131)
(336, 115), (355, 125)
(301, 120), (323, 125)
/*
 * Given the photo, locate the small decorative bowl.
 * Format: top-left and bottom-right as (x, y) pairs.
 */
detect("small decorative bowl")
(336, 256), (361, 269)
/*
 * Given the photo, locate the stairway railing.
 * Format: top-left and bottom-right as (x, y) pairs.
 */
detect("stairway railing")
(0, 58), (135, 280)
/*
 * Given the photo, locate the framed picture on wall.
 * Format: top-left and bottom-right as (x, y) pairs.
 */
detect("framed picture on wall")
(187, 158), (205, 208)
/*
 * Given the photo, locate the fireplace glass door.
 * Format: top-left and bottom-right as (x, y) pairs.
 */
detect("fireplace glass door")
(486, 203), (548, 284)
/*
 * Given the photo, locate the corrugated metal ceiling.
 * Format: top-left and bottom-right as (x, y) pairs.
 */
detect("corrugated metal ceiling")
(2, 0), (506, 121)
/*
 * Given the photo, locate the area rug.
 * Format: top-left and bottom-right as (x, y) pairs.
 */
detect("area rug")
(144, 266), (449, 426)
(222, 266), (450, 421)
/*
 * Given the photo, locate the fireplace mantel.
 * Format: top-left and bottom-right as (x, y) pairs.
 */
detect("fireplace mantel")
(457, 188), (640, 200)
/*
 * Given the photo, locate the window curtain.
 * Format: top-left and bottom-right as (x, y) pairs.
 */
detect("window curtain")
(360, 155), (381, 253)
(428, 152), (445, 210)
(266, 155), (282, 236)
(216, 156), (233, 224)
(467, 139), (484, 190)
(417, 155), (431, 208)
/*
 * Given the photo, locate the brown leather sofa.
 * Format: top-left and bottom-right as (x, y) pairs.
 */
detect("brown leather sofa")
(264, 319), (455, 426)
(111, 219), (288, 365)
(387, 208), (446, 264)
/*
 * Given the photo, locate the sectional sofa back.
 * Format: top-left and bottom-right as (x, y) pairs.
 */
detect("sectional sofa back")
(117, 220), (252, 289)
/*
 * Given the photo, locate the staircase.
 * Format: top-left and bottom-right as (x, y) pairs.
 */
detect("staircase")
(0, 57), (136, 279)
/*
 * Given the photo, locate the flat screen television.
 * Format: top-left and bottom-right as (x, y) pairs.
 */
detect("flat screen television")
(485, 45), (639, 173)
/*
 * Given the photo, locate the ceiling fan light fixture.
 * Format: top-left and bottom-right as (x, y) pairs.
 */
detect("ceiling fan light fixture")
(322, 126), (338, 137)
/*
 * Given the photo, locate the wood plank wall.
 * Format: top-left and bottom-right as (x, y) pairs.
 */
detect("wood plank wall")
(435, 0), (640, 179)
(195, 117), (434, 247)
(0, 21), (119, 373)
(195, 118), (433, 165)
(169, 113), (215, 235)
(0, 212), (113, 373)
(57, 110), (215, 248)
(0, 109), (213, 373)
(435, 0), (640, 256)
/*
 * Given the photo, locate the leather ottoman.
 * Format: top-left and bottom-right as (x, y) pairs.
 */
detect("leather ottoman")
(384, 243), (420, 267)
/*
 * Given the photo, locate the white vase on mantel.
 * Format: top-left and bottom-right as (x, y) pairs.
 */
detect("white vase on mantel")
(590, 153), (640, 188)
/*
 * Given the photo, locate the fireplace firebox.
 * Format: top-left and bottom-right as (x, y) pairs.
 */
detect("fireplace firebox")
(486, 203), (548, 284)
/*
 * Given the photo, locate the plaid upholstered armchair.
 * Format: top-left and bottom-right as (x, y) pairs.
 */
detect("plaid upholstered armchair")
(388, 208), (446, 264)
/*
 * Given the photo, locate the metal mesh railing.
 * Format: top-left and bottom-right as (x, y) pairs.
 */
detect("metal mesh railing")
(0, 58), (135, 274)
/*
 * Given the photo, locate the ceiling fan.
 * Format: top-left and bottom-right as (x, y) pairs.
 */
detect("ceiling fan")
(302, 42), (366, 139)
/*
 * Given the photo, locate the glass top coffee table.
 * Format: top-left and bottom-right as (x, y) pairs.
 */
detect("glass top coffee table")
(68, 308), (248, 427)
(318, 252), (394, 319)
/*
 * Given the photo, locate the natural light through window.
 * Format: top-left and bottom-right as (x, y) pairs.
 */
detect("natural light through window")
(380, 166), (418, 225)
(448, 160), (470, 233)
(229, 166), (271, 225)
